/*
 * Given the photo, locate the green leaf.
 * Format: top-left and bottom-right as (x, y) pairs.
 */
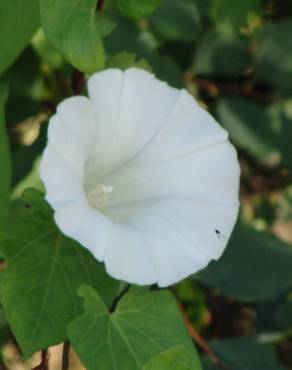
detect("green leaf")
(151, 56), (183, 88)
(32, 29), (64, 69)
(149, 0), (200, 41)
(112, 0), (161, 19)
(196, 225), (292, 302)
(0, 189), (118, 357)
(95, 13), (117, 38)
(107, 52), (152, 71)
(216, 97), (292, 168)
(104, 14), (155, 64)
(11, 124), (46, 187)
(39, 0), (105, 74)
(142, 345), (196, 370)
(253, 20), (292, 91)
(193, 32), (251, 75)
(275, 299), (292, 328)
(68, 286), (202, 370)
(0, 0), (40, 74)
(12, 157), (44, 200)
(201, 338), (284, 370)
(2, 47), (41, 128)
(0, 84), (11, 227)
(210, 0), (261, 36)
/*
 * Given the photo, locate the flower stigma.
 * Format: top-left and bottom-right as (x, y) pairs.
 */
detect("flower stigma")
(87, 184), (114, 208)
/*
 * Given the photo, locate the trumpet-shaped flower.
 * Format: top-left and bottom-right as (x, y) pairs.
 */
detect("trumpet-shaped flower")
(40, 68), (240, 287)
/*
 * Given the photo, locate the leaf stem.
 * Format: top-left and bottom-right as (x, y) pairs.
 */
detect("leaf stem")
(32, 349), (48, 370)
(62, 341), (70, 370)
(109, 283), (130, 313)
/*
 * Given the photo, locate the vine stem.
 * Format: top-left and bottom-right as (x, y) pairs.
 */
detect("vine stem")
(62, 341), (70, 370)
(179, 305), (228, 370)
(96, 0), (105, 11)
(31, 349), (48, 370)
(71, 69), (85, 95)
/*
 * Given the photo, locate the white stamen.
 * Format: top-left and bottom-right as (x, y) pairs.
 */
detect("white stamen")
(88, 184), (114, 208)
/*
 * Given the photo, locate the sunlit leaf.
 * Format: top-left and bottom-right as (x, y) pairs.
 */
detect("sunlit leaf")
(107, 52), (151, 71)
(143, 345), (197, 370)
(39, 0), (105, 73)
(68, 285), (201, 370)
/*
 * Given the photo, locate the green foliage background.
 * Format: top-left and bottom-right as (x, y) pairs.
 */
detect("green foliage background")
(0, 0), (292, 369)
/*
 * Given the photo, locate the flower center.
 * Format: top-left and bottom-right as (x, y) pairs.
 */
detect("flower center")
(87, 184), (114, 208)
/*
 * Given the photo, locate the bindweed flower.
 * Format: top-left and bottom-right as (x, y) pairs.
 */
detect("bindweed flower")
(40, 68), (240, 287)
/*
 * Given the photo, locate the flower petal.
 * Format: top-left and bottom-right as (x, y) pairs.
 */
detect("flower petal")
(39, 145), (85, 209)
(85, 68), (180, 187)
(54, 199), (113, 261)
(127, 217), (208, 287)
(104, 140), (240, 209)
(104, 198), (238, 287)
(103, 223), (157, 285)
(40, 67), (241, 288)
(47, 96), (94, 171)
(134, 89), (228, 164)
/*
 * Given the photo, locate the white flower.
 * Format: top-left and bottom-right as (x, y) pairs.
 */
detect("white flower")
(40, 68), (240, 287)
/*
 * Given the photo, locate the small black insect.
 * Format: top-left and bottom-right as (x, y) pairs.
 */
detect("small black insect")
(215, 229), (227, 242)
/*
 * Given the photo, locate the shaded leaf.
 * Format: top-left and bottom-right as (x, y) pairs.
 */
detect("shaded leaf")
(202, 338), (284, 370)
(196, 225), (292, 302)
(149, 0), (200, 41)
(11, 124), (47, 187)
(39, 0), (105, 73)
(68, 285), (201, 370)
(275, 299), (292, 328)
(253, 20), (292, 92)
(216, 97), (292, 167)
(0, 84), (10, 227)
(113, 0), (161, 19)
(0, 189), (118, 357)
(151, 56), (183, 88)
(193, 32), (251, 75)
(0, 0), (40, 74)
(210, 0), (261, 36)
(2, 47), (40, 101)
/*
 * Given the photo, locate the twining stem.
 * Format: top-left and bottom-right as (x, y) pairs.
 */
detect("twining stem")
(32, 349), (48, 370)
(62, 341), (70, 370)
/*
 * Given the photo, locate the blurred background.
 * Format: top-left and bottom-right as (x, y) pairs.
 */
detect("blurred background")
(1, 0), (292, 369)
